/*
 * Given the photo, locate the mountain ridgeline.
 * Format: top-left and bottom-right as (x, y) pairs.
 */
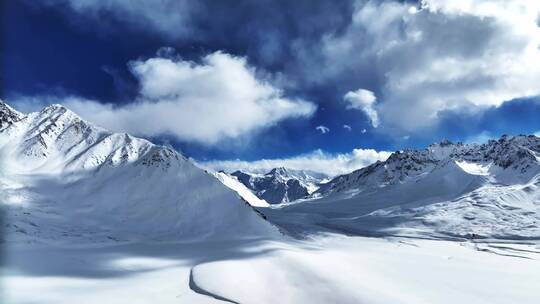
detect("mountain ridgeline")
(316, 136), (540, 196)
(2, 99), (539, 242)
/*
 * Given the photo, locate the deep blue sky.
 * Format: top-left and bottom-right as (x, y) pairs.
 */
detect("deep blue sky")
(2, 0), (540, 162)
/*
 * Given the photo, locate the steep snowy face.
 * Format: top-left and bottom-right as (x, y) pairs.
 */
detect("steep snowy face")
(229, 167), (328, 204)
(212, 171), (270, 207)
(0, 100), (23, 130)
(317, 136), (540, 196)
(0, 102), (278, 244)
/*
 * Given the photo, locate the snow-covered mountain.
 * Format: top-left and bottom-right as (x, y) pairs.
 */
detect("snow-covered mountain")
(230, 167), (328, 204)
(0, 101), (278, 244)
(316, 137), (540, 196)
(265, 136), (540, 240)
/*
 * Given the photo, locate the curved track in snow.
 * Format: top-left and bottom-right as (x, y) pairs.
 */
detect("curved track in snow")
(189, 268), (240, 304)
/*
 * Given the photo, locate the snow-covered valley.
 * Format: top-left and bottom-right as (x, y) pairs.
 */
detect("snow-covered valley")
(2, 236), (539, 304)
(1, 101), (539, 303)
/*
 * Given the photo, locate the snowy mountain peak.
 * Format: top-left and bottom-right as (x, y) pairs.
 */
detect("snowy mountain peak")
(427, 139), (464, 160)
(227, 167), (328, 204)
(269, 167), (288, 177)
(430, 138), (457, 147)
(1, 101), (185, 174)
(0, 99), (23, 130)
(41, 102), (67, 112)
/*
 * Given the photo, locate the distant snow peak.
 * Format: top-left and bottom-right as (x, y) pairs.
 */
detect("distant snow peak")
(227, 167), (328, 204)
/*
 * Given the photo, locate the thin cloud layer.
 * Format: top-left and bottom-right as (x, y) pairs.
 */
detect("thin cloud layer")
(200, 148), (392, 177)
(40, 0), (197, 39)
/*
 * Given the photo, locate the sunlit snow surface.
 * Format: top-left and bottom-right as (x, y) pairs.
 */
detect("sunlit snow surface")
(1, 102), (540, 303)
(456, 160), (491, 175)
(212, 171), (270, 207)
(2, 236), (539, 304)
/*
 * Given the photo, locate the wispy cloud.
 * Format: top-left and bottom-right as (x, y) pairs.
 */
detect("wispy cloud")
(316, 125), (330, 134)
(464, 131), (496, 144)
(40, 0), (197, 39)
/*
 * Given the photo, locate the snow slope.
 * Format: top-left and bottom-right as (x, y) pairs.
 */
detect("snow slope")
(0, 101), (278, 244)
(212, 171), (270, 207)
(191, 236), (540, 304)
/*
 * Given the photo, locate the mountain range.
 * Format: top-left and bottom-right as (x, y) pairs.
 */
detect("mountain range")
(2, 100), (539, 243)
(2, 100), (539, 304)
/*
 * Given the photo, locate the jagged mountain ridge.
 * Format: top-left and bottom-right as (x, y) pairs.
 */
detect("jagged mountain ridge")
(316, 136), (540, 196)
(3, 103), (177, 174)
(0, 101), (278, 243)
(230, 167), (328, 204)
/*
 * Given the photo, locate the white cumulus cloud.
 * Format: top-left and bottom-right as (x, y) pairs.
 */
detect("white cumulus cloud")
(322, 0), (540, 132)
(343, 89), (379, 128)
(199, 148), (392, 177)
(16, 50), (316, 145)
